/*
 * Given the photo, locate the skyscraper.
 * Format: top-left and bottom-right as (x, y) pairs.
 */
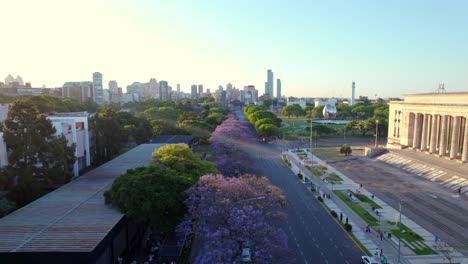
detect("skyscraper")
(108, 80), (119, 103)
(92, 72), (104, 106)
(191, 84), (198, 99)
(266, 69), (274, 97)
(276, 79), (281, 99)
(159, 81), (169, 100)
(198, 84), (203, 95)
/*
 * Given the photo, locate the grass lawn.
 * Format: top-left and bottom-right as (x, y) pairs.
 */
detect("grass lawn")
(312, 148), (348, 159)
(324, 173), (343, 184)
(334, 190), (379, 226)
(305, 166), (323, 177)
(387, 221), (436, 255)
(354, 193), (382, 209)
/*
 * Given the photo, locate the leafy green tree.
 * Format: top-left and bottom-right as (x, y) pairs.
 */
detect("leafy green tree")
(311, 105), (324, 118)
(93, 107), (123, 164)
(263, 99), (273, 108)
(257, 124), (279, 138)
(177, 120), (212, 142)
(0, 197), (15, 217)
(281, 104), (306, 118)
(3, 100), (75, 206)
(104, 166), (189, 232)
(340, 145), (352, 156)
(356, 120), (372, 136)
(152, 144), (217, 181)
(305, 124), (335, 136)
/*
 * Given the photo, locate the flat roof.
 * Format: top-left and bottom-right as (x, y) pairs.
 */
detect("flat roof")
(0, 143), (165, 253)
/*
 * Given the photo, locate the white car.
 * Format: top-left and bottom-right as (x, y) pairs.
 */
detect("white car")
(361, 256), (378, 264)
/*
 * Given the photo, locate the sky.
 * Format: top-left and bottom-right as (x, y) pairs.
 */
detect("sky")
(1, 0), (467, 98)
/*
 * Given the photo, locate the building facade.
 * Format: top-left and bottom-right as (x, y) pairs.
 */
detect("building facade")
(92, 72), (104, 106)
(62, 81), (93, 104)
(159, 81), (169, 100)
(276, 79), (281, 99)
(266, 69), (274, 97)
(388, 92), (468, 162)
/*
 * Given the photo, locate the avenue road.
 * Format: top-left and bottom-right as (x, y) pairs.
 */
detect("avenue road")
(237, 109), (363, 264)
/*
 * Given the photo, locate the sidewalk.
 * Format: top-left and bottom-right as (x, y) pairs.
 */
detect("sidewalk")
(283, 149), (468, 264)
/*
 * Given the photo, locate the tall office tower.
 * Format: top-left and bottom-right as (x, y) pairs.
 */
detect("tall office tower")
(198, 84), (203, 95)
(265, 82), (268, 95)
(159, 81), (169, 100)
(108, 80), (119, 103)
(218, 85), (223, 91)
(276, 79), (281, 99)
(351, 82), (355, 106)
(92, 72), (104, 106)
(226, 82), (233, 92)
(177, 84), (180, 92)
(191, 84), (198, 99)
(266, 69), (274, 97)
(206, 88), (211, 94)
(148, 78), (158, 98)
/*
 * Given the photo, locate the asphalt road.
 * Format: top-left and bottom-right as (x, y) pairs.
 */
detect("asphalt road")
(330, 156), (468, 255)
(237, 109), (363, 264)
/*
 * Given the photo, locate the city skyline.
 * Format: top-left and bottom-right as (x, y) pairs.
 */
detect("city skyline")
(1, 0), (468, 98)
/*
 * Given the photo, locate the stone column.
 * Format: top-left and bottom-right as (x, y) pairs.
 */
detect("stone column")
(462, 119), (468, 162)
(429, 115), (438, 153)
(420, 114), (429, 151)
(439, 115), (448, 157)
(450, 117), (461, 159)
(412, 113), (422, 149)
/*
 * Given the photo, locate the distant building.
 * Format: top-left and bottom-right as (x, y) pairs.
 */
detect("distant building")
(287, 97), (306, 108)
(127, 82), (143, 97)
(177, 84), (180, 92)
(159, 81), (169, 100)
(266, 69), (274, 97)
(4, 74), (24, 86)
(198, 84), (203, 95)
(191, 84), (198, 99)
(276, 79), (281, 99)
(62, 81), (93, 104)
(92, 72), (104, 106)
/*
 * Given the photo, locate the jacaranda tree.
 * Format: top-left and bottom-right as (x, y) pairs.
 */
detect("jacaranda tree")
(178, 174), (293, 264)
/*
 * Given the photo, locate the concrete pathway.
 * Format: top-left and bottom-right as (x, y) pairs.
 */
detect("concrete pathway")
(284, 149), (468, 264)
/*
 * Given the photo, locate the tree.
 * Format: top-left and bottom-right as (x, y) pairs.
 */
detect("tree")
(93, 107), (123, 164)
(178, 174), (293, 264)
(356, 120), (372, 136)
(311, 105), (324, 118)
(257, 124), (279, 138)
(104, 166), (189, 232)
(281, 104), (305, 118)
(152, 144), (218, 182)
(340, 144), (352, 156)
(0, 197), (16, 217)
(3, 100), (75, 206)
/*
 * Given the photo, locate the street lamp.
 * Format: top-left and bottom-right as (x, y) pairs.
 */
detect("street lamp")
(374, 120), (379, 148)
(309, 119), (313, 163)
(398, 199), (404, 264)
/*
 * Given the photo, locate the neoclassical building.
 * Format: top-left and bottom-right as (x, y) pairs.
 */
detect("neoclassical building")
(387, 92), (468, 162)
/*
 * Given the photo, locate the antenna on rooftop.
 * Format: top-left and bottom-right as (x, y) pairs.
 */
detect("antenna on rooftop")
(436, 83), (446, 93)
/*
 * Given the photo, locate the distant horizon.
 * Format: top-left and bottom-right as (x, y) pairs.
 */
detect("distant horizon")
(1, 0), (467, 98)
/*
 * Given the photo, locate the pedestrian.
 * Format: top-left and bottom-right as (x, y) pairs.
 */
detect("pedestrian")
(380, 249), (383, 256)
(380, 232), (384, 241)
(458, 186), (462, 194)
(371, 194), (375, 199)
(376, 234), (380, 240)
(366, 225), (370, 233)
(345, 217), (348, 224)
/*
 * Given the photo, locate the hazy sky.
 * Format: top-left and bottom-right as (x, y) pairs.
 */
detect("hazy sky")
(1, 0), (467, 98)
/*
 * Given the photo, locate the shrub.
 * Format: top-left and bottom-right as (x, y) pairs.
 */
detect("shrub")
(317, 196), (323, 202)
(316, 165), (328, 171)
(331, 210), (338, 218)
(344, 223), (353, 232)
(297, 173), (303, 180)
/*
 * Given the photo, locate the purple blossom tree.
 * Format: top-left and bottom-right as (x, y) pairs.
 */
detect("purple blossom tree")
(178, 174), (294, 264)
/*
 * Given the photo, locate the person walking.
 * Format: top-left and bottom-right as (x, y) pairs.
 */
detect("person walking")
(380, 232), (384, 241)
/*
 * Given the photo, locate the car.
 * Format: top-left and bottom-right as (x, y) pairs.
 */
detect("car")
(361, 256), (378, 264)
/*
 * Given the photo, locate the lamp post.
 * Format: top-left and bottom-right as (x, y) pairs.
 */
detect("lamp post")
(374, 120), (379, 147)
(398, 199), (404, 264)
(309, 119), (313, 163)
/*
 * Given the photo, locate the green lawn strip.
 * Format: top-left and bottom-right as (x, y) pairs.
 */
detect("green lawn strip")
(334, 190), (378, 226)
(353, 192), (382, 209)
(324, 172), (343, 184)
(387, 221), (436, 255)
(305, 166), (322, 177)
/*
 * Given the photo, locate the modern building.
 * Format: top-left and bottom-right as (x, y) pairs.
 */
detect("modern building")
(266, 69), (274, 97)
(276, 79), (282, 99)
(92, 72), (104, 106)
(0, 144), (165, 264)
(198, 84), (203, 96)
(387, 92), (468, 162)
(159, 81), (169, 100)
(108, 80), (119, 103)
(191, 84), (198, 99)
(62, 81), (93, 104)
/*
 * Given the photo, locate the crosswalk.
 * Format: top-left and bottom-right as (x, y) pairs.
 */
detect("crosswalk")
(376, 153), (468, 195)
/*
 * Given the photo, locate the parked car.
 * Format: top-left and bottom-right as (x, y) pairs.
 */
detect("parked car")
(361, 255), (378, 264)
